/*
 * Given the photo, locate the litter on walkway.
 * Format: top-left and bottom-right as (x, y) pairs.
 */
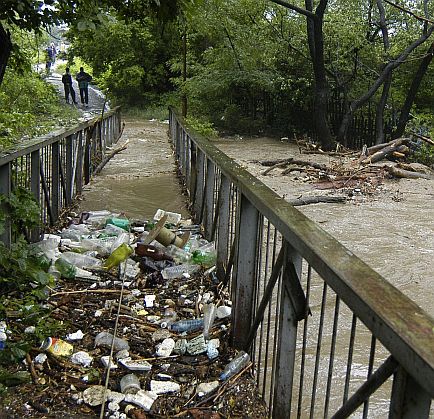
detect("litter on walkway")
(7, 208), (267, 417)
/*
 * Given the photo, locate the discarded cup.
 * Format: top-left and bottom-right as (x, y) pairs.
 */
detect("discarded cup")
(120, 373), (141, 394)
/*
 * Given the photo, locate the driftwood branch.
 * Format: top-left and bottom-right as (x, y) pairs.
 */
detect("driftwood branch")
(287, 195), (346, 206)
(410, 131), (434, 146)
(259, 158), (329, 175)
(387, 165), (432, 180)
(93, 139), (128, 176)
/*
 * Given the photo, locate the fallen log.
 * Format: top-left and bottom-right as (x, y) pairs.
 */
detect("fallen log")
(260, 158), (329, 175)
(387, 165), (432, 180)
(287, 195), (346, 206)
(362, 141), (410, 164)
(366, 138), (408, 155)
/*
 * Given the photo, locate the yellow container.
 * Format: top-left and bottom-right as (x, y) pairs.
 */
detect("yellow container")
(40, 337), (73, 356)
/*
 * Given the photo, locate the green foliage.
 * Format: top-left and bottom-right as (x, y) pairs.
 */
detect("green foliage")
(185, 116), (217, 138)
(0, 189), (61, 366)
(0, 66), (80, 150)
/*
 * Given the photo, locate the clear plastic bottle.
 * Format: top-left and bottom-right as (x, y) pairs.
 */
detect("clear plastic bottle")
(59, 252), (101, 269)
(80, 238), (110, 256)
(161, 264), (199, 280)
(104, 223), (126, 236)
(219, 351), (250, 381)
(0, 321), (7, 350)
(54, 258), (77, 280)
(168, 319), (204, 333)
(165, 245), (192, 263)
(94, 331), (130, 351)
(203, 303), (217, 340)
(110, 232), (130, 253)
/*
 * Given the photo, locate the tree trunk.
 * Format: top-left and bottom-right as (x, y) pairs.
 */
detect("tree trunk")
(392, 41), (434, 139)
(0, 23), (12, 87)
(375, 72), (392, 144)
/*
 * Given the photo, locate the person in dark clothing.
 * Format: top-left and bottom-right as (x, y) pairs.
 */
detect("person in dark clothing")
(62, 68), (77, 104)
(76, 67), (92, 106)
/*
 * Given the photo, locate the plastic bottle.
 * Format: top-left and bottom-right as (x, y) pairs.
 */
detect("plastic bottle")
(191, 242), (216, 268)
(120, 373), (141, 394)
(219, 351), (250, 381)
(161, 264), (199, 280)
(94, 331), (130, 351)
(54, 258), (77, 280)
(104, 223), (126, 236)
(164, 245), (192, 263)
(81, 238), (110, 256)
(104, 243), (133, 270)
(168, 319), (204, 333)
(59, 252), (102, 269)
(203, 303), (217, 340)
(106, 217), (130, 231)
(110, 232), (130, 253)
(0, 321), (7, 350)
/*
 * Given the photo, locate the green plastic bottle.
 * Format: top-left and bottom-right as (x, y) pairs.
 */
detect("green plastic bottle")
(104, 243), (133, 270)
(54, 258), (77, 280)
(106, 217), (130, 231)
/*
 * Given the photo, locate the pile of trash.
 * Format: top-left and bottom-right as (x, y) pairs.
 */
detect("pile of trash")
(1, 209), (267, 418)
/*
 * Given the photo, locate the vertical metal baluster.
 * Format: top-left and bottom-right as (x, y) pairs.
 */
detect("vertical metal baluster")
(203, 159), (215, 241)
(363, 335), (376, 418)
(309, 282), (328, 419)
(0, 162), (11, 246)
(297, 265), (312, 419)
(389, 365), (432, 418)
(231, 194), (259, 349)
(194, 149), (205, 224)
(273, 241), (303, 419)
(186, 134), (191, 186)
(343, 314), (357, 404)
(324, 295), (341, 418)
(216, 175), (231, 281)
(257, 221), (271, 391)
(30, 150), (41, 242)
(268, 228), (280, 408)
(65, 135), (73, 205)
(51, 141), (60, 223)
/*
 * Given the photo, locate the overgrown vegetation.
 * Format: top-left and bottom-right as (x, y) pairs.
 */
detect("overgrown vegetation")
(0, 189), (62, 388)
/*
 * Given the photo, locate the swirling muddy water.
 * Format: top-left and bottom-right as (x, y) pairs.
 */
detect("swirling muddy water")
(213, 135), (433, 418)
(79, 122), (432, 416)
(78, 119), (189, 220)
(213, 135), (433, 317)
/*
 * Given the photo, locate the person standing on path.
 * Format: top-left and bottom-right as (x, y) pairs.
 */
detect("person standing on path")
(76, 67), (92, 107)
(61, 68), (77, 104)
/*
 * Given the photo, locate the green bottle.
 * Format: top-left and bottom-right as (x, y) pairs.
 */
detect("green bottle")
(106, 217), (130, 231)
(104, 243), (133, 270)
(54, 258), (76, 280)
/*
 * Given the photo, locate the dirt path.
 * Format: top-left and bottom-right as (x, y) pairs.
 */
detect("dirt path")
(212, 136), (434, 317)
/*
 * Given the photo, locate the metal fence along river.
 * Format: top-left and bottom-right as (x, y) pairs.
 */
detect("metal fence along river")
(169, 107), (433, 418)
(0, 107), (122, 246)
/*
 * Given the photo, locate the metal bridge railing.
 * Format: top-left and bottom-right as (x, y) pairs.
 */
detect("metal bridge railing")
(169, 107), (433, 418)
(0, 107), (122, 246)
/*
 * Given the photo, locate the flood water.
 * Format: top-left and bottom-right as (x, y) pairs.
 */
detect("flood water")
(79, 123), (432, 417)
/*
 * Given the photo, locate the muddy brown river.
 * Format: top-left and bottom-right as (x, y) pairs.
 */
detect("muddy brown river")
(79, 119), (433, 417)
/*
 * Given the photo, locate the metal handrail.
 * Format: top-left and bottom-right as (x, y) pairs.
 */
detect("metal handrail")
(0, 107), (122, 246)
(169, 106), (434, 418)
